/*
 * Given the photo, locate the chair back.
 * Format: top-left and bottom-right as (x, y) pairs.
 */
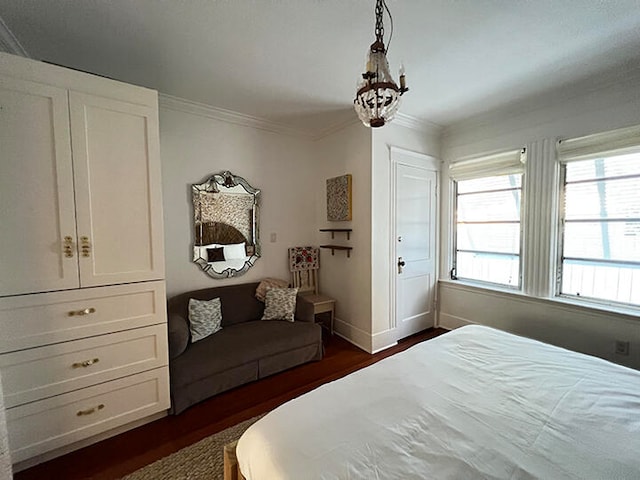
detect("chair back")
(289, 246), (320, 295)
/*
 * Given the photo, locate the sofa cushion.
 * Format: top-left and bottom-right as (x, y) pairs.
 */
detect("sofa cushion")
(262, 288), (298, 322)
(170, 320), (321, 389)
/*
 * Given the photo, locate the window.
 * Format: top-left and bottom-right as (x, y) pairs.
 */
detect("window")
(558, 152), (640, 307)
(450, 149), (525, 288)
(557, 125), (640, 308)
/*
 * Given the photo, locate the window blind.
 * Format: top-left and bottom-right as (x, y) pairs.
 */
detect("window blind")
(449, 148), (526, 181)
(557, 124), (640, 163)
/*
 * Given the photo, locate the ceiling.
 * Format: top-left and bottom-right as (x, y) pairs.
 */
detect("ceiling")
(2, 0), (640, 136)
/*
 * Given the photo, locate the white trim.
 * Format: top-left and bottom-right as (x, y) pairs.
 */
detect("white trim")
(439, 279), (640, 323)
(438, 312), (475, 330)
(313, 117), (361, 140)
(0, 15), (29, 58)
(441, 63), (640, 144)
(371, 329), (398, 353)
(390, 147), (441, 340)
(158, 93), (315, 138)
(159, 94), (407, 141)
(333, 317), (371, 353)
(389, 146), (441, 170)
(389, 147), (399, 331)
(394, 112), (443, 136)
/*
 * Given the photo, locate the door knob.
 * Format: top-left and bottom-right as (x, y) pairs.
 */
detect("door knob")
(398, 257), (406, 274)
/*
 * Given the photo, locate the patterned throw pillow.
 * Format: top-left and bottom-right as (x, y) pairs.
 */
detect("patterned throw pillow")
(255, 277), (290, 302)
(188, 297), (223, 342)
(262, 288), (298, 322)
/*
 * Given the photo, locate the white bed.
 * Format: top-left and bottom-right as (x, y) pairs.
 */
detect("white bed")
(236, 325), (640, 479)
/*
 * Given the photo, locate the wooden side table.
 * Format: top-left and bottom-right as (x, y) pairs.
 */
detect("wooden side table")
(299, 294), (335, 335)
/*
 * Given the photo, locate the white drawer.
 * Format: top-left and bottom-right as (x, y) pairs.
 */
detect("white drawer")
(0, 281), (166, 353)
(6, 367), (169, 463)
(0, 325), (168, 408)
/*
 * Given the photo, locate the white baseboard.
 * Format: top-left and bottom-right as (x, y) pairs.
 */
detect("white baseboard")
(438, 313), (476, 330)
(333, 317), (371, 353)
(371, 328), (398, 354)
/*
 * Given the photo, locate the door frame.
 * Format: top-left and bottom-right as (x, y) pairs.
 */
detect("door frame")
(389, 146), (441, 337)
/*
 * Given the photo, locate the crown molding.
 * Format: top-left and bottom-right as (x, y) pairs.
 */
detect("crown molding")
(0, 15), (29, 57)
(313, 116), (361, 140)
(158, 94), (441, 141)
(442, 62), (640, 141)
(394, 112), (443, 136)
(158, 93), (315, 139)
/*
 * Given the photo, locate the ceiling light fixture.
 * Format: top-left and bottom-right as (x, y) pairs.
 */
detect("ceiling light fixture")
(354, 0), (408, 128)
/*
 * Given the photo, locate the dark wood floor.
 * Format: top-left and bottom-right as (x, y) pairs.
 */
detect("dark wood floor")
(16, 328), (447, 480)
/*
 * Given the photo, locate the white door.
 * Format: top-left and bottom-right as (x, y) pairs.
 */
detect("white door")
(0, 76), (79, 296)
(394, 161), (437, 339)
(70, 92), (164, 287)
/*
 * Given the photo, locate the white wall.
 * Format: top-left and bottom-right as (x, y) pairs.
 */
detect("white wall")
(439, 67), (640, 369)
(370, 122), (441, 352)
(159, 99), (444, 356)
(160, 103), (317, 297)
(313, 122), (372, 351)
(312, 119), (442, 353)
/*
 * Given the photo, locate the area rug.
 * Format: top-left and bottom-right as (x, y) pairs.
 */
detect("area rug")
(121, 415), (264, 480)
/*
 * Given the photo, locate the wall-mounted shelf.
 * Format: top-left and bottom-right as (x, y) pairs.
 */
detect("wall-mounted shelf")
(319, 228), (352, 240)
(320, 245), (353, 258)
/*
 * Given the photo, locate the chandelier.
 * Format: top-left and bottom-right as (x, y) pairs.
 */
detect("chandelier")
(354, 0), (408, 128)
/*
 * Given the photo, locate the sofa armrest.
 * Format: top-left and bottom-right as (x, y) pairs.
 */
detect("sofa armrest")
(295, 295), (315, 323)
(167, 312), (190, 359)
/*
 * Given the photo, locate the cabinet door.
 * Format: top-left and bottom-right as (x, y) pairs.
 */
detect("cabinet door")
(69, 92), (164, 287)
(0, 76), (79, 296)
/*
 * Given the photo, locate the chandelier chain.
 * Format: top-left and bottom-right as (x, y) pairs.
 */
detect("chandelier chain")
(374, 0), (393, 53)
(374, 0), (384, 43)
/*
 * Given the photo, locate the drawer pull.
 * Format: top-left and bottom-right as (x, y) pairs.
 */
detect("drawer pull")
(76, 404), (104, 417)
(72, 358), (100, 368)
(63, 236), (75, 258)
(68, 307), (96, 317)
(80, 236), (91, 258)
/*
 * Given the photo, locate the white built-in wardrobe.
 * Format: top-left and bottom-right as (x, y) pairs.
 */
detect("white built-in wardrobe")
(0, 52), (169, 469)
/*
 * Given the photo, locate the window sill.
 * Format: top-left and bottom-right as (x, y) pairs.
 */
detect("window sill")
(438, 279), (640, 322)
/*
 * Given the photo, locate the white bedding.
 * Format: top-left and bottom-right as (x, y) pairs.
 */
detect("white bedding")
(237, 325), (640, 479)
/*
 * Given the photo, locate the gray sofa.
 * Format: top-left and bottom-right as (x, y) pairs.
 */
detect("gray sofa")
(167, 282), (323, 414)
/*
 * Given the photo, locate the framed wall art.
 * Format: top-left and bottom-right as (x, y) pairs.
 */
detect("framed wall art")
(326, 174), (352, 221)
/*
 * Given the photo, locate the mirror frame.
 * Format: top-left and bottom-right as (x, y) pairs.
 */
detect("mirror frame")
(192, 171), (261, 279)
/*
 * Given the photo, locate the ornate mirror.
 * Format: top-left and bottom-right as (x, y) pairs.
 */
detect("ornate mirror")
(192, 171), (260, 278)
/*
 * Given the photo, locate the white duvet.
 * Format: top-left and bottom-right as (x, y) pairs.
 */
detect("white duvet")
(237, 325), (640, 479)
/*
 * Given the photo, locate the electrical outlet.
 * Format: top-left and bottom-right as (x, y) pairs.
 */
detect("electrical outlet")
(615, 340), (630, 356)
(270, 232), (277, 243)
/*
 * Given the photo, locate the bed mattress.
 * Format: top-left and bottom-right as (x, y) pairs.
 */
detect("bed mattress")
(237, 325), (640, 479)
